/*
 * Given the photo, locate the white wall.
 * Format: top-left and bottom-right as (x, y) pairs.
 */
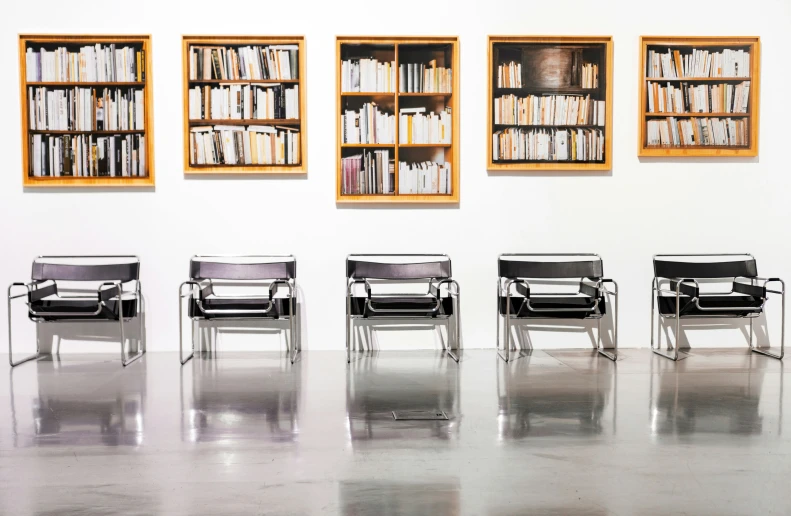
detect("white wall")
(2, 0), (791, 354)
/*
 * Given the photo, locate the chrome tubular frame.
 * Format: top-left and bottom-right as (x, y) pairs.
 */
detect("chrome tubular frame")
(180, 255), (299, 365)
(345, 254), (458, 364)
(496, 253), (616, 362)
(9, 256), (144, 368)
(651, 254), (784, 361)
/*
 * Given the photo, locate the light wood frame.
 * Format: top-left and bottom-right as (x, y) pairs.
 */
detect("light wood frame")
(182, 35), (307, 174)
(487, 36), (613, 172)
(638, 36), (760, 157)
(336, 36), (460, 204)
(19, 34), (155, 187)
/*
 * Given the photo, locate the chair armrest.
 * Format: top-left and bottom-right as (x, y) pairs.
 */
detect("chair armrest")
(580, 278), (600, 298)
(430, 279), (459, 298)
(514, 282), (529, 298)
(501, 278), (530, 298)
(668, 278), (699, 298)
(98, 282), (123, 303)
(27, 282), (58, 303)
(733, 280), (766, 298)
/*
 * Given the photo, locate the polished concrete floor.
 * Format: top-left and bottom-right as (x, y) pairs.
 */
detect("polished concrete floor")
(0, 348), (788, 515)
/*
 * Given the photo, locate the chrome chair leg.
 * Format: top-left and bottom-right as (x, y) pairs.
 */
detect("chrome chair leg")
(445, 281), (460, 363)
(8, 285), (40, 367)
(289, 291), (298, 364)
(179, 283), (195, 365)
(346, 294), (351, 364)
(120, 300), (144, 367)
(751, 279), (785, 360)
(597, 280), (617, 362)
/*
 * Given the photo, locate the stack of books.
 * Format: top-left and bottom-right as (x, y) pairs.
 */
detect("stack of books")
(398, 161), (451, 194)
(189, 125), (298, 166)
(646, 117), (747, 147)
(25, 45), (144, 82)
(28, 87), (144, 131)
(342, 103), (395, 144)
(188, 84), (298, 120)
(341, 58), (395, 92)
(30, 134), (145, 177)
(398, 107), (451, 144)
(492, 128), (605, 161)
(581, 63), (599, 88)
(189, 45), (298, 80)
(494, 94), (605, 126)
(399, 60), (452, 93)
(647, 81), (749, 114)
(341, 149), (394, 194)
(647, 48), (750, 78)
(497, 61), (522, 88)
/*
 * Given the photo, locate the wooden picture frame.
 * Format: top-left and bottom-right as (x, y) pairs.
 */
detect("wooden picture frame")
(336, 36), (460, 204)
(181, 35), (307, 174)
(19, 34), (155, 187)
(638, 36), (760, 157)
(487, 36), (613, 172)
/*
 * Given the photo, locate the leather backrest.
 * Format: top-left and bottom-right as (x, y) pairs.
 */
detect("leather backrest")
(190, 257), (296, 280)
(347, 255), (451, 279)
(32, 258), (139, 282)
(654, 255), (757, 279)
(499, 255), (603, 279)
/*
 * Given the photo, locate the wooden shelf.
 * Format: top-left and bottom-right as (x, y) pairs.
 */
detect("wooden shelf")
(644, 112), (749, 118)
(639, 36), (760, 157)
(187, 79), (299, 84)
(19, 34), (155, 187)
(644, 77), (750, 82)
(27, 81), (145, 87)
(29, 129), (145, 135)
(182, 35), (307, 174)
(189, 119), (300, 125)
(341, 143), (395, 148)
(488, 36), (613, 172)
(337, 36), (459, 203)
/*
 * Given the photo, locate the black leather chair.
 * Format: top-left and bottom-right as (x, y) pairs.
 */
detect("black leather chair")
(8, 255), (144, 367)
(179, 255), (298, 364)
(497, 254), (618, 362)
(651, 254), (785, 361)
(346, 254), (460, 363)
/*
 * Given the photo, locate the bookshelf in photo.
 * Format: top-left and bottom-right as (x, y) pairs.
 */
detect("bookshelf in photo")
(18, 34), (155, 187)
(487, 36), (613, 172)
(336, 36), (459, 204)
(182, 36), (307, 174)
(638, 36), (760, 157)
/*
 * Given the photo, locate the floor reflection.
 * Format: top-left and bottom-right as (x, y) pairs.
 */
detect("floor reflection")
(346, 352), (460, 443)
(180, 353), (301, 443)
(497, 352), (616, 440)
(340, 480), (460, 516)
(9, 356), (146, 447)
(649, 355), (782, 437)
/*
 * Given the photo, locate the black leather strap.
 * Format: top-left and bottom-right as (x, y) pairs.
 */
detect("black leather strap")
(499, 259), (602, 279)
(669, 280), (699, 298)
(579, 281), (599, 298)
(190, 260), (296, 280)
(654, 258), (757, 279)
(514, 282), (530, 298)
(27, 283), (57, 303)
(32, 262), (139, 282)
(733, 281), (765, 298)
(347, 259), (451, 280)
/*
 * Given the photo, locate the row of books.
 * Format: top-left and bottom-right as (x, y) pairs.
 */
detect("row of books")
(399, 108), (452, 144)
(494, 95), (605, 127)
(341, 150), (394, 195)
(188, 45), (298, 81)
(647, 48), (750, 78)
(497, 61), (522, 88)
(188, 84), (298, 121)
(28, 87), (144, 131)
(581, 63), (599, 89)
(189, 126), (299, 165)
(647, 81), (749, 115)
(25, 46), (144, 83)
(342, 103), (395, 144)
(30, 134), (145, 177)
(399, 161), (452, 195)
(398, 61), (452, 93)
(492, 128), (605, 161)
(341, 58), (396, 93)
(646, 117), (747, 147)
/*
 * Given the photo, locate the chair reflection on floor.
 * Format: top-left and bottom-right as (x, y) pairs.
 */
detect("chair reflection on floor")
(340, 480), (460, 516)
(9, 356), (146, 448)
(496, 352), (616, 440)
(649, 351), (782, 437)
(345, 352), (460, 443)
(180, 355), (302, 443)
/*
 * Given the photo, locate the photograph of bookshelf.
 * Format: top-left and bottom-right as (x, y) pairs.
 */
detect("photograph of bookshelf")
(182, 36), (306, 174)
(18, 34), (155, 187)
(336, 36), (459, 204)
(487, 36), (613, 172)
(638, 36), (760, 157)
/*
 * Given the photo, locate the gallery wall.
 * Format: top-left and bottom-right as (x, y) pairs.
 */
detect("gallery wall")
(2, 0), (790, 353)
